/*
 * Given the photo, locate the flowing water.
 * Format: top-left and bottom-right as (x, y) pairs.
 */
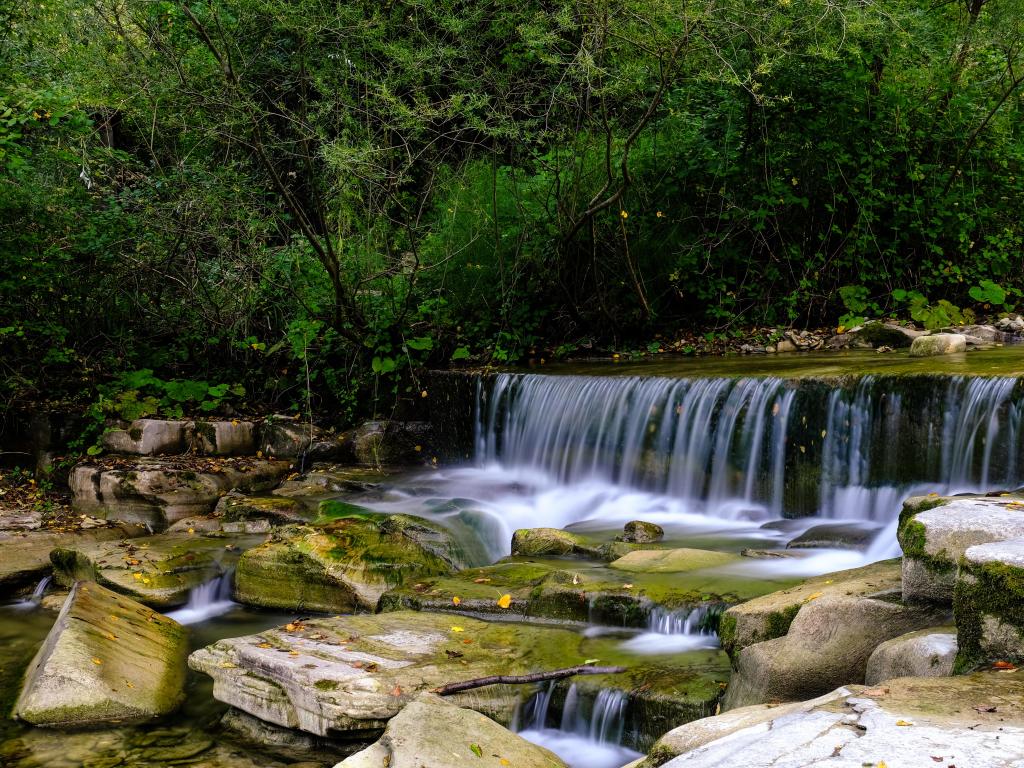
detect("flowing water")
(165, 570), (237, 625)
(619, 605), (721, 654)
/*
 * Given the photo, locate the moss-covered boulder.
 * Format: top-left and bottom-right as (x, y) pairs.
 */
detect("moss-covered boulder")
(511, 527), (599, 557)
(908, 332), (968, 357)
(336, 693), (569, 768)
(630, 673), (1024, 768)
(70, 457), (293, 530)
(271, 467), (386, 498)
(609, 548), (738, 574)
(215, 492), (312, 524)
(954, 538), (1024, 671)
(619, 520), (665, 544)
(898, 494), (1024, 603)
(15, 581), (187, 727)
(720, 559), (949, 709)
(234, 514), (465, 613)
(189, 610), (729, 739)
(381, 555), (795, 627)
(864, 627), (957, 685)
(50, 530), (254, 607)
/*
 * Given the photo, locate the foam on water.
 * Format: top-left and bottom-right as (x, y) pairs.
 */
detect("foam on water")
(165, 571), (236, 625)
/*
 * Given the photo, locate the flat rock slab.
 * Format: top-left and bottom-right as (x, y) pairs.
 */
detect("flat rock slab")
(70, 457), (292, 529)
(609, 548), (738, 573)
(51, 530), (259, 607)
(189, 611), (730, 738)
(651, 673), (1024, 768)
(15, 581), (188, 727)
(335, 692), (568, 768)
(899, 494), (1024, 602)
(0, 523), (146, 593)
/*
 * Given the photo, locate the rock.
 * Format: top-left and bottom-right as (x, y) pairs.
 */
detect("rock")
(898, 494), (1024, 603)
(50, 530), (253, 607)
(721, 560), (948, 708)
(739, 548), (802, 559)
(511, 527), (598, 558)
(190, 611), (728, 739)
(908, 332), (968, 357)
(234, 515), (463, 613)
(259, 418), (352, 460)
(0, 523), (146, 593)
(826, 322), (921, 350)
(70, 457), (292, 530)
(996, 315), (1024, 334)
(785, 522), (877, 551)
(15, 581), (187, 727)
(864, 627), (957, 685)
(221, 708), (359, 764)
(188, 420), (257, 455)
(619, 520), (665, 544)
(609, 548), (737, 574)
(272, 466), (385, 498)
(639, 673), (1024, 768)
(347, 421), (433, 465)
(101, 419), (189, 455)
(775, 339), (797, 353)
(951, 324), (1013, 343)
(214, 492), (313, 524)
(954, 537), (1024, 670)
(334, 693), (569, 768)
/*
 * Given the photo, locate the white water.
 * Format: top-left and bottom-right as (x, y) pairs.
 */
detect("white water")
(14, 575), (52, 610)
(165, 571), (235, 625)
(620, 605), (721, 654)
(517, 685), (642, 768)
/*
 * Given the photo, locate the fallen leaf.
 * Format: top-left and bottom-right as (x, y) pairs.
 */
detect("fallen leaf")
(450, 625), (465, 633)
(91, 657), (103, 665)
(500, 759), (510, 766)
(472, 578), (491, 584)
(257, 642), (272, 649)
(452, 596), (462, 606)
(863, 687), (889, 696)
(895, 720), (913, 726)
(469, 743), (483, 758)
(496, 594), (512, 609)
(931, 758), (944, 763)
(803, 591), (823, 602)
(973, 705), (997, 713)
(992, 660), (1017, 670)
(445, 650), (464, 659)
(622, 583), (634, 590)
(391, 685), (402, 697)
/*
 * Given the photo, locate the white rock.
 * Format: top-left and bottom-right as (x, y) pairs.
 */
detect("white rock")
(908, 333), (968, 357)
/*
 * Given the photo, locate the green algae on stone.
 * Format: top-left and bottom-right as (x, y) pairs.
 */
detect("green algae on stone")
(954, 541), (1024, 672)
(609, 548), (738, 574)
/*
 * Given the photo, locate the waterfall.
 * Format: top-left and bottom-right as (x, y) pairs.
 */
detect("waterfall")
(516, 683), (641, 768)
(165, 570), (235, 625)
(620, 605), (721, 654)
(15, 575), (52, 610)
(477, 373), (1024, 526)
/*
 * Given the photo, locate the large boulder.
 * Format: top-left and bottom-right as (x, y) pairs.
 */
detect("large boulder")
(898, 494), (1024, 603)
(908, 332), (968, 357)
(234, 514), (465, 613)
(100, 419), (189, 455)
(864, 627), (957, 685)
(15, 581), (187, 727)
(189, 611), (729, 739)
(619, 520), (665, 544)
(258, 418), (352, 460)
(954, 537), (1024, 670)
(0, 523), (145, 593)
(50, 530), (254, 607)
(718, 560), (948, 709)
(634, 673), (1024, 768)
(70, 457), (292, 530)
(347, 421), (434, 466)
(334, 693), (569, 768)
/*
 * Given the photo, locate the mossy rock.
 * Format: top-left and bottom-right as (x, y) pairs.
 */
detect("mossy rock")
(234, 515), (465, 613)
(511, 527), (600, 558)
(216, 493), (311, 524)
(954, 539), (1024, 672)
(609, 548), (738, 574)
(381, 555), (796, 626)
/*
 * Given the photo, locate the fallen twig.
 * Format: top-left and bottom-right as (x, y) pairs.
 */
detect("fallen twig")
(433, 664), (626, 696)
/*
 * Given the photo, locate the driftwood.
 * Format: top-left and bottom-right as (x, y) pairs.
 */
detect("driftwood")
(433, 665), (626, 696)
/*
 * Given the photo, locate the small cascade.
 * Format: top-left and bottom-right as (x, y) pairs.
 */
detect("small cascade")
(477, 373), (1024, 535)
(15, 575), (52, 610)
(620, 605), (720, 654)
(165, 570), (235, 625)
(516, 683), (641, 768)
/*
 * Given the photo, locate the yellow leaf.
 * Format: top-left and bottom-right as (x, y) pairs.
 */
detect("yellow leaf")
(452, 596), (462, 606)
(132, 573), (142, 580)
(895, 720), (913, 727)
(450, 626), (465, 633)
(500, 760), (511, 766)
(91, 657), (103, 665)
(878, 762), (887, 768)
(804, 592), (823, 602)
(496, 594), (512, 609)
(187, 527), (195, 535)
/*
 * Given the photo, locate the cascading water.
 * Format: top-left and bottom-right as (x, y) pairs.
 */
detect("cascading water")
(165, 570), (235, 625)
(516, 683), (641, 768)
(14, 575), (52, 610)
(475, 373), (1024, 556)
(620, 605), (720, 654)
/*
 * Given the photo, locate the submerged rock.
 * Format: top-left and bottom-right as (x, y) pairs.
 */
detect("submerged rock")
(633, 673), (1024, 768)
(864, 627), (957, 685)
(15, 581), (187, 727)
(50, 530), (253, 607)
(234, 514), (464, 613)
(954, 537), (1024, 670)
(898, 494), (1024, 603)
(908, 332), (968, 357)
(334, 693), (569, 768)
(69, 457), (292, 530)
